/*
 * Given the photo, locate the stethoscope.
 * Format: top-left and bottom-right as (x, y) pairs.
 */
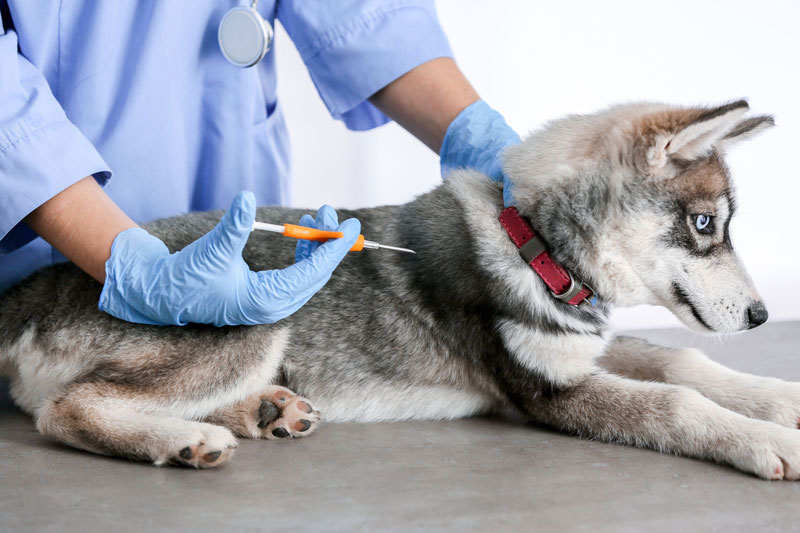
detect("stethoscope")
(218, 0), (273, 68)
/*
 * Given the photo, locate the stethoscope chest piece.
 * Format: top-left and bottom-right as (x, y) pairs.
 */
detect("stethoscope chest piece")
(218, 4), (273, 68)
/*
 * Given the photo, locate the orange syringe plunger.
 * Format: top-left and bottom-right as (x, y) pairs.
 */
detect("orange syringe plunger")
(282, 224), (365, 251)
(252, 222), (414, 254)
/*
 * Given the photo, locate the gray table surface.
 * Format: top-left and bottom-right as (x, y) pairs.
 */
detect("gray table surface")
(2, 322), (799, 532)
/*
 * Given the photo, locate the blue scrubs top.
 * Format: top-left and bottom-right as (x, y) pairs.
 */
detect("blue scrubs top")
(0, 0), (452, 293)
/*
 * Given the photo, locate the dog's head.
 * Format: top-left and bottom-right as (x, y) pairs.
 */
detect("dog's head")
(504, 100), (774, 333)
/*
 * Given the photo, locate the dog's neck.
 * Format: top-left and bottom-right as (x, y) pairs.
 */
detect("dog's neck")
(509, 174), (612, 300)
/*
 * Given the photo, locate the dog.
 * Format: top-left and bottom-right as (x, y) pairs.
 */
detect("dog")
(2, 100), (797, 479)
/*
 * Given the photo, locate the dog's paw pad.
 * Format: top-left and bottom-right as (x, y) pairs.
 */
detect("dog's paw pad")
(271, 427), (290, 438)
(203, 450), (222, 463)
(294, 419), (312, 432)
(296, 400), (313, 414)
(264, 386), (294, 405)
(179, 446), (194, 460)
(257, 399), (280, 428)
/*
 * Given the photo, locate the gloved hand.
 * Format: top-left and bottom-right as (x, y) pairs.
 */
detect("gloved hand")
(439, 100), (521, 207)
(98, 191), (360, 326)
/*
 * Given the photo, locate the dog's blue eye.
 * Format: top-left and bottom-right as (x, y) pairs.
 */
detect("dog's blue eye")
(694, 214), (714, 234)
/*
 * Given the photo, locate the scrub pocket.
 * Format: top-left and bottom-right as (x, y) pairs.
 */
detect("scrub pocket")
(251, 102), (291, 206)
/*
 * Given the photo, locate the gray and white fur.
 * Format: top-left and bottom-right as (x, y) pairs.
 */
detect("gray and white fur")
(2, 100), (799, 479)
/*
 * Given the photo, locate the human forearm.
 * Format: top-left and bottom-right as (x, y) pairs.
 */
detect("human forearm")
(23, 176), (138, 282)
(368, 57), (479, 153)
(23, 179), (360, 327)
(370, 56), (520, 206)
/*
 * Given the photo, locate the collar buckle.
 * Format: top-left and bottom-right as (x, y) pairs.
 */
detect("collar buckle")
(551, 274), (596, 308)
(550, 271), (578, 302)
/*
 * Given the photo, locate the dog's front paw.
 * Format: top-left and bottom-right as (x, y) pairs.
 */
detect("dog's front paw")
(729, 421), (800, 480)
(742, 379), (800, 430)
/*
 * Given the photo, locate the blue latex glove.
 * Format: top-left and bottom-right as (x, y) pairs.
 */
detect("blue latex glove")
(295, 206), (341, 264)
(439, 100), (521, 206)
(98, 191), (360, 326)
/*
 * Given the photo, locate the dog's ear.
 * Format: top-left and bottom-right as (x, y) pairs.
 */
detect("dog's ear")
(666, 100), (750, 160)
(645, 101), (750, 171)
(716, 115), (775, 151)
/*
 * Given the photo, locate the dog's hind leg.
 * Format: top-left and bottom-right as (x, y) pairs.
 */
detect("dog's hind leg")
(599, 336), (800, 429)
(36, 382), (238, 467)
(204, 385), (321, 440)
(526, 372), (800, 480)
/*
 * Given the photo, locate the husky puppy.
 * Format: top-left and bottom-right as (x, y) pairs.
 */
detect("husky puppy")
(1, 100), (797, 479)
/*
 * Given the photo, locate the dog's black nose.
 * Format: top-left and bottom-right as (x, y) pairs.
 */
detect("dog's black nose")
(747, 302), (769, 329)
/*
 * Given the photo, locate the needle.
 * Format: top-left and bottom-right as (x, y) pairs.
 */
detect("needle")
(251, 221), (416, 254)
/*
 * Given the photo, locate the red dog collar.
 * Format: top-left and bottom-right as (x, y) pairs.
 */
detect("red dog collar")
(499, 206), (596, 307)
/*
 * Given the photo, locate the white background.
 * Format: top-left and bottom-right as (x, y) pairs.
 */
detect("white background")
(274, 0), (800, 330)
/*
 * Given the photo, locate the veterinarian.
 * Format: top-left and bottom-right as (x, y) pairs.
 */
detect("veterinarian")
(0, 1), (519, 326)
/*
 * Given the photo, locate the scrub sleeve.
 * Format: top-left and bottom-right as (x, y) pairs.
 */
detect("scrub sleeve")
(278, 0), (453, 131)
(0, 17), (111, 254)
